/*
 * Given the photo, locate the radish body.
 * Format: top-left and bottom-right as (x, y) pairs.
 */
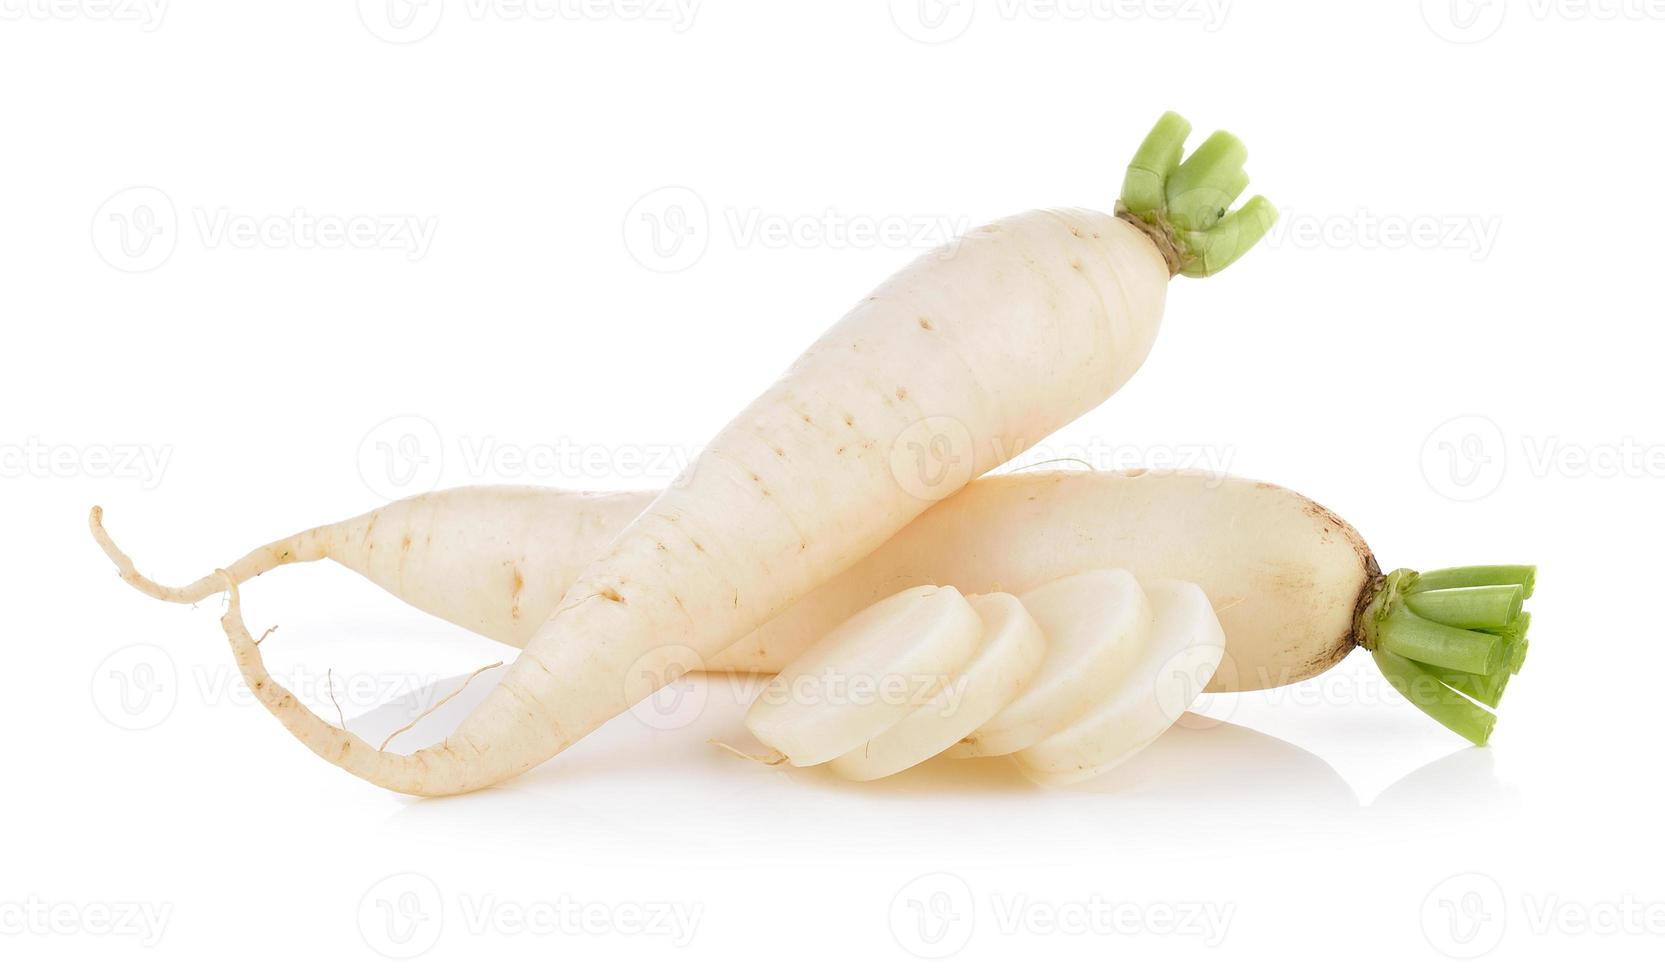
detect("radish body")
(827, 592), (1046, 782)
(1015, 580), (1224, 786)
(220, 204), (1175, 795)
(94, 113), (1286, 793)
(94, 470), (1379, 695)
(745, 585), (982, 767)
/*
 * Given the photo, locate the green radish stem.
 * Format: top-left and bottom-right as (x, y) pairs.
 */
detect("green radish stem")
(1372, 651), (1499, 747)
(1356, 566), (1537, 746)
(1404, 585), (1523, 630)
(1117, 111), (1278, 278)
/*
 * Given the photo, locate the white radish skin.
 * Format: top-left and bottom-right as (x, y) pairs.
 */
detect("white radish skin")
(828, 592), (1045, 781)
(95, 470), (1376, 697)
(746, 585), (983, 767)
(953, 569), (1153, 758)
(155, 209), (1171, 795)
(1015, 580), (1225, 786)
(91, 488), (641, 645)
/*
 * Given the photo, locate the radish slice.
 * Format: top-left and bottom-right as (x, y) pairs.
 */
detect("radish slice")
(950, 569), (1153, 757)
(745, 585), (982, 766)
(1015, 580), (1224, 786)
(828, 592), (1046, 781)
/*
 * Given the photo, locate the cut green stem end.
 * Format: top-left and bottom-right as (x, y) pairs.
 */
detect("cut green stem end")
(1117, 111), (1277, 278)
(1356, 565), (1537, 745)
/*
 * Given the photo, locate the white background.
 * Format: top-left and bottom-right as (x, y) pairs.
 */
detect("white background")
(4, 0), (1661, 974)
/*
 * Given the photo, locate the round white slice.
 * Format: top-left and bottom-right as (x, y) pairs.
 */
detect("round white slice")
(745, 584), (982, 766)
(1015, 579), (1225, 786)
(950, 568), (1153, 758)
(828, 592), (1046, 781)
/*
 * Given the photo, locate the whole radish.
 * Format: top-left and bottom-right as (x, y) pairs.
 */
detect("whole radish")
(98, 112), (1279, 794)
(97, 469), (1531, 746)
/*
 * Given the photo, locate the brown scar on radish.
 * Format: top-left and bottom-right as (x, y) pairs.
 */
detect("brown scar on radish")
(918, 317), (934, 331)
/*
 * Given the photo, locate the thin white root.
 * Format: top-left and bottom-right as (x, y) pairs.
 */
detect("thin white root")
(378, 660), (505, 753)
(214, 569), (484, 797)
(708, 739), (788, 766)
(326, 669), (347, 730)
(91, 506), (326, 603)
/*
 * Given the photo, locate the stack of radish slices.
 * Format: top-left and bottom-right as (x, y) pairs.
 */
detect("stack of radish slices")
(742, 570), (1225, 786)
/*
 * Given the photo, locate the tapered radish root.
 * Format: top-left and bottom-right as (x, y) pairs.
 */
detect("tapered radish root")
(1015, 580), (1224, 786)
(746, 586), (983, 767)
(951, 570), (1153, 758)
(828, 592), (1046, 782)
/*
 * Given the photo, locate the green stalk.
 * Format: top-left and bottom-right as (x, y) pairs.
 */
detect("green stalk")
(1404, 585), (1523, 630)
(1117, 111), (1277, 278)
(1410, 565), (1536, 599)
(1356, 565), (1536, 743)
(1373, 651), (1498, 746)
(1432, 664), (1512, 709)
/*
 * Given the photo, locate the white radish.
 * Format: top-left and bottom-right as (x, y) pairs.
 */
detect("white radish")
(952, 569), (1153, 757)
(745, 585), (982, 767)
(91, 470), (1390, 695)
(827, 592), (1045, 781)
(1015, 580), (1225, 786)
(114, 112), (1277, 795)
(98, 467), (1531, 747)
